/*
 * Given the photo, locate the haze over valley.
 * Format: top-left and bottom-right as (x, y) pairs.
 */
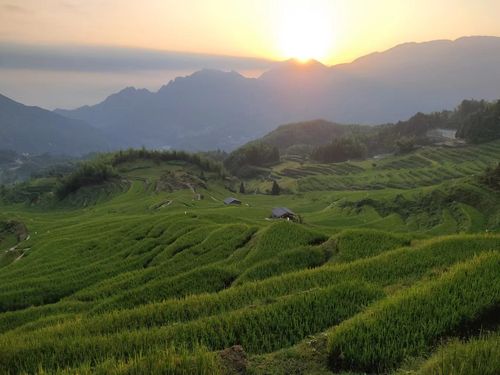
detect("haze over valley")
(1, 36), (500, 153)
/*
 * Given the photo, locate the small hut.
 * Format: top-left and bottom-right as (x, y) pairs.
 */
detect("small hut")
(224, 197), (242, 205)
(271, 207), (296, 220)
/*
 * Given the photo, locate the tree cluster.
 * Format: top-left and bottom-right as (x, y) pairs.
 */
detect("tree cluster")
(111, 148), (225, 176)
(224, 142), (280, 177)
(55, 161), (117, 199)
(311, 136), (367, 163)
(455, 100), (500, 143)
(480, 163), (500, 190)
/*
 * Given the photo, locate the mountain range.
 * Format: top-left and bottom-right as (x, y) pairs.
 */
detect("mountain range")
(1, 36), (500, 155)
(0, 94), (108, 156)
(55, 36), (500, 151)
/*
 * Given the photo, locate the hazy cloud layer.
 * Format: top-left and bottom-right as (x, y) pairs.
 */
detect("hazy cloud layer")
(2, 4), (32, 14)
(0, 43), (272, 109)
(0, 43), (273, 72)
(0, 68), (194, 109)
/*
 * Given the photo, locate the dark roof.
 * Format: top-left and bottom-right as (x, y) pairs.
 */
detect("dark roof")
(224, 197), (241, 205)
(272, 207), (296, 217)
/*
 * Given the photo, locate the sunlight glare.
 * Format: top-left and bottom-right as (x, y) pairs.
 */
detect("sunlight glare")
(276, 1), (335, 63)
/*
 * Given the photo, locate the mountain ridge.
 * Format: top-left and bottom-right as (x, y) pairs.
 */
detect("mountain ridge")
(0, 93), (109, 155)
(54, 35), (500, 151)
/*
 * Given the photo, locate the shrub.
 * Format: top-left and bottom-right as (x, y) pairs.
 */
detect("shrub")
(271, 180), (280, 195)
(480, 163), (500, 190)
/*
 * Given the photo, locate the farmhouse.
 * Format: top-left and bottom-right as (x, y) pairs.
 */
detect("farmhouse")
(272, 207), (296, 220)
(224, 197), (242, 205)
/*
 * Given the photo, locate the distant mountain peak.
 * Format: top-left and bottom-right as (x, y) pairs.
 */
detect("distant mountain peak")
(269, 58), (328, 71)
(259, 58), (329, 81)
(115, 86), (151, 96)
(348, 35), (500, 66)
(0, 93), (108, 155)
(157, 68), (246, 94)
(286, 58), (326, 66)
(97, 86), (152, 105)
(53, 35), (500, 151)
(191, 68), (244, 78)
(119, 86), (139, 94)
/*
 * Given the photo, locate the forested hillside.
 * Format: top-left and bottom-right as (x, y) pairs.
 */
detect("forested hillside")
(0, 150), (79, 185)
(232, 99), (500, 166)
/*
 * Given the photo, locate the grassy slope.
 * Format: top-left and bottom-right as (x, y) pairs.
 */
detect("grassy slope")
(0, 142), (499, 374)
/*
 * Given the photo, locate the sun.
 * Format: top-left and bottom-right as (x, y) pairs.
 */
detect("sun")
(276, 2), (335, 63)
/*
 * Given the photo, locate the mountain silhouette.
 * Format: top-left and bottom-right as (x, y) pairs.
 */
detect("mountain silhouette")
(56, 36), (500, 151)
(0, 94), (108, 155)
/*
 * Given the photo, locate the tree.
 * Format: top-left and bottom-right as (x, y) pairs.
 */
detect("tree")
(396, 136), (416, 154)
(271, 180), (281, 195)
(224, 142), (280, 177)
(239, 182), (245, 194)
(480, 163), (500, 190)
(311, 136), (367, 163)
(456, 99), (500, 143)
(55, 161), (117, 199)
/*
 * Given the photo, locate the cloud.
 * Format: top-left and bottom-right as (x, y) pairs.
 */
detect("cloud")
(2, 3), (32, 14)
(57, 0), (86, 14)
(0, 43), (273, 73)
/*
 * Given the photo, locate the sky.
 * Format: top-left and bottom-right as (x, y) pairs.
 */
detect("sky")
(1, 0), (500, 108)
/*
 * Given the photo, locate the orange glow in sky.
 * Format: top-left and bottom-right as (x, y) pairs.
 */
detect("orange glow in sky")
(1, 0), (500, 65)
(275, 1), (336, 62)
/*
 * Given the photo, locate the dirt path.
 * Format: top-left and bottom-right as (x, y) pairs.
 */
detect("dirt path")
(185, 183), (196, 194)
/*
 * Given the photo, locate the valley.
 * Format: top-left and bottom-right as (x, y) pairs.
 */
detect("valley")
(2, 4), (500, 374)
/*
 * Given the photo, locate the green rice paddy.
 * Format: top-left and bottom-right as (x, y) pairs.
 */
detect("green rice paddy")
(0, 140), (499, 374)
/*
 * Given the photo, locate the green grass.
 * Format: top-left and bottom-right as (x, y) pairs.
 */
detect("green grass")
(417, 332), (500, 375)
(42, 346), (222, 375)
(0, 282), (382, 373)
(3, 233), (498, 344)
(270, 139), (500, 193)
(327, 252), (500, 373)
(234, 245), (330, 285)
(240, 221), (328, 266)
(0, 141), (498, 374)
(329, 229), (412, 262)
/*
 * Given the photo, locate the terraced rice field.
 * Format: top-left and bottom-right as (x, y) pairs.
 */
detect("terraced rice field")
(271, 139), (500, 192)
(0, 142), (499, 374)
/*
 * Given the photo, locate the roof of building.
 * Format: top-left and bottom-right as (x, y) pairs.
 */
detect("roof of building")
(224, 197), (242, 205)
(272, 207), (296, 217)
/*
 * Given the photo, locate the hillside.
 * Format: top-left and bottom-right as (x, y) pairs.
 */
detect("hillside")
(0, 141), (499, 374)
(230, 98), (500, 165)
(56, 36), (500, 150)
(256, 120), (358, 151)
(0, 150), (81, 185)
(0, 94), (109, 156)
